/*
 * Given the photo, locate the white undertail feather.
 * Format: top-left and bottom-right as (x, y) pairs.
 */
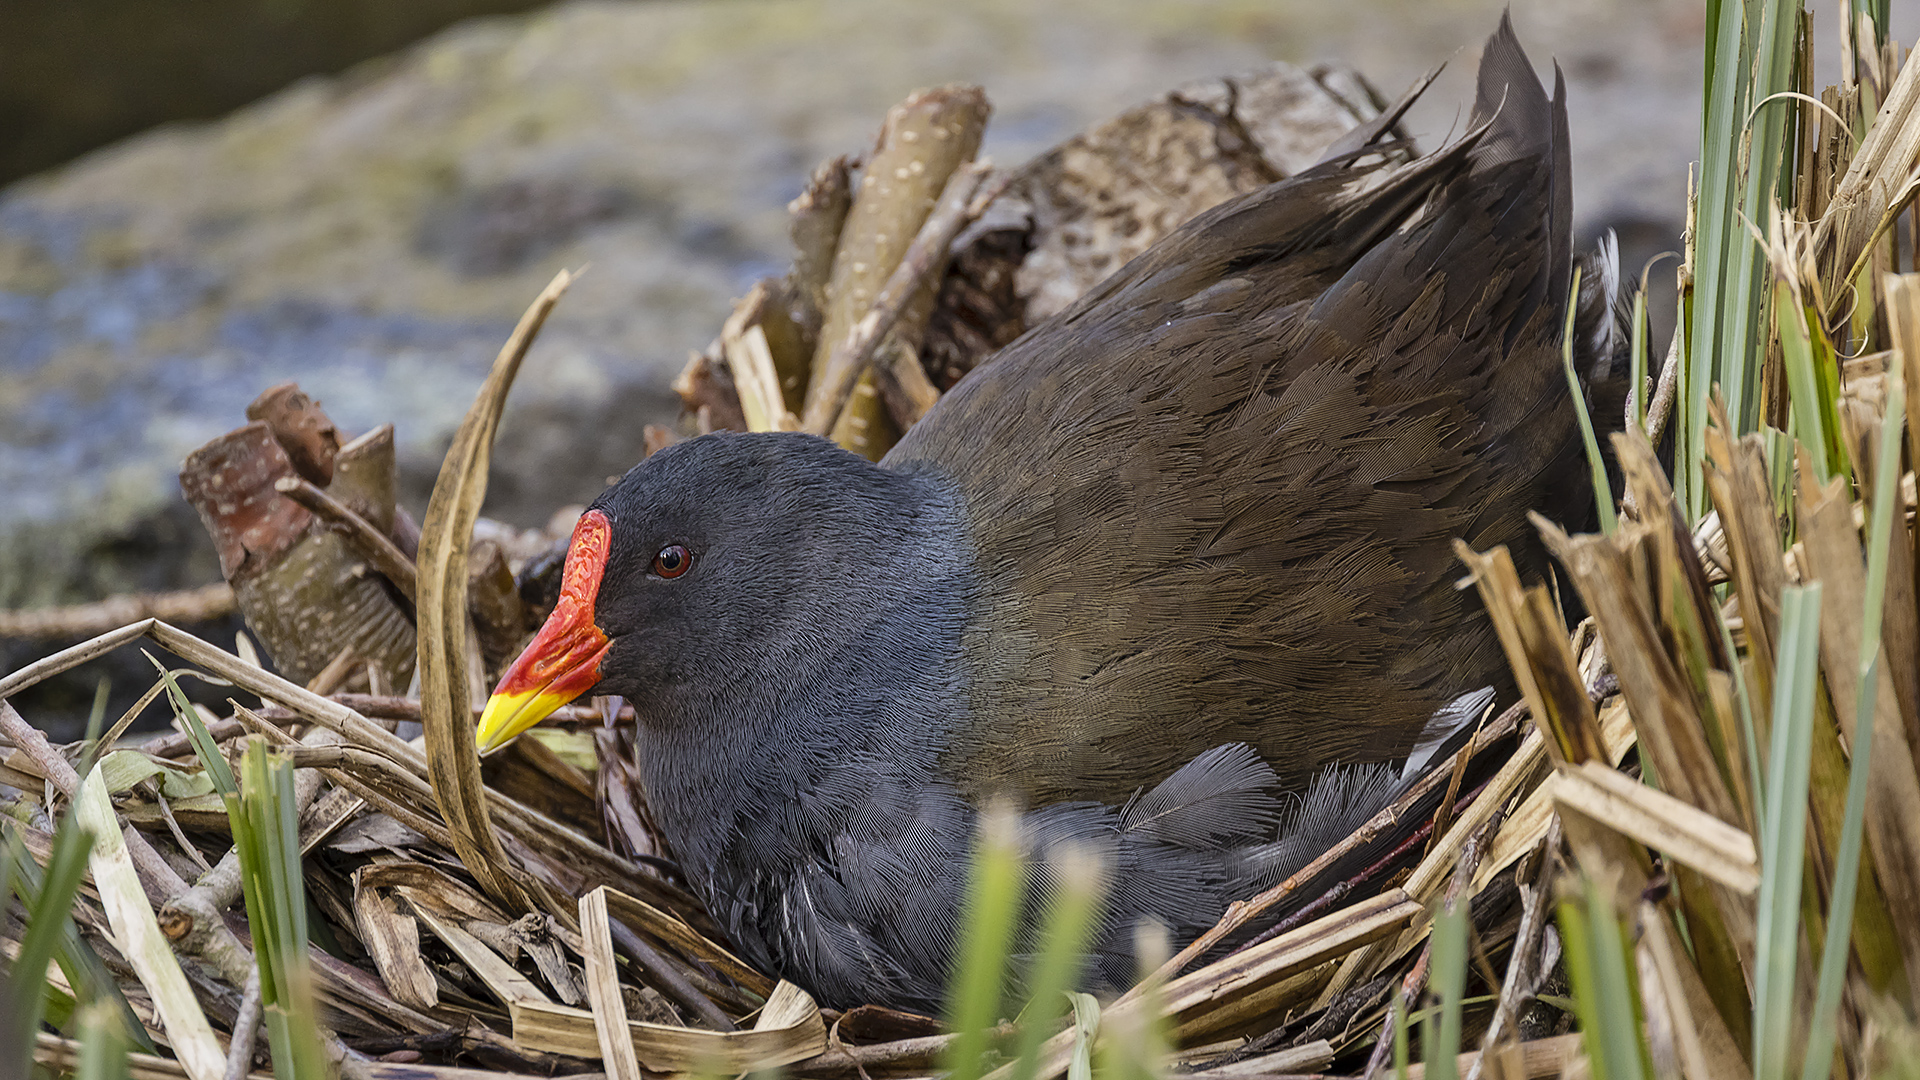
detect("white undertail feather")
(1403, 686), (1497, 783)
(1579, 230), (1627, 381)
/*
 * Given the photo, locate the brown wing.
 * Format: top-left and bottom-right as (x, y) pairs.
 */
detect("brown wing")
(885, 19), (1589, 805)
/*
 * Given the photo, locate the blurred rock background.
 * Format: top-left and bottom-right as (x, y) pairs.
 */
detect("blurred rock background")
(0, 0), (1847, 727)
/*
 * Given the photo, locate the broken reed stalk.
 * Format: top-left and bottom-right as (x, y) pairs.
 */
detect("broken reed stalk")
(0, 619), (155, 701)
(802, 159), (994, 438)
(803, 85), (990, 458)
(250, 693), (632, 730)
(1643, 311), (1684, 446)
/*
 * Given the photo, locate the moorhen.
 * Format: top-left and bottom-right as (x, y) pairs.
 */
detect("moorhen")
(478, 18), (1619, 1012)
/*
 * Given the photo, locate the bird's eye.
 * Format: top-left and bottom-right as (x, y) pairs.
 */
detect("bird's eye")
(651, 544), (693, 579)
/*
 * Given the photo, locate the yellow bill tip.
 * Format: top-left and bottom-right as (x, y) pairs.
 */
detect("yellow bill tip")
(476, 688), (569, 755)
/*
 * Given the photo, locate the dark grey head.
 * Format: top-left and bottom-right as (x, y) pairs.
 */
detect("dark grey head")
(589, 432), (928, 707)
(477, 428), (973, 760)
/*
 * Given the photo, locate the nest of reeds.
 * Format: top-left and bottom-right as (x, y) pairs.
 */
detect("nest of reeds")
(9, 9), (1920, 1080)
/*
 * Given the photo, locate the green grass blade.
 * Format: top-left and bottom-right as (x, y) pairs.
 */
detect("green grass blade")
(145, 653), (236, 798)
(1776, 285), (1833, 482)
(1091, 926), (1168, 1080)
(1688, 0), (1805, 519)
(1806, 296), (1854, 481)
(1559, 882), (1652, 1080)
(1851, 0), (1888, 51)
(1425, 901), (1468, 1080)
(1559, 266), (1617, 534)
(1558, 898), (1601, 1074)
(1711, 597), (1769, 814)
(1800, 374), (1906, 1080)
(1731, 0), (1807, 424)
(8, 815), (93, 1060)
(1686, 0), (1755, 518)
(946, 807), (1028, 1080)
(232, 743), (328, 1080)
(75, 998), (130, 1080)
(76, 677), (111, 781)
(6, 826), (154, 1056)
(1392, 994), (1411, 1080)
(1064, 992), (1099, 1080)
(1007, 848), (1104, 1080)
(1756, 582), (1823, 1079)
(1703, 0), (1725, 125)
(1586, 882), (1652, 1080)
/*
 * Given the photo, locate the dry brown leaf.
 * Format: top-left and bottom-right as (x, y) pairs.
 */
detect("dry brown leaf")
(417, 269), (575, 918)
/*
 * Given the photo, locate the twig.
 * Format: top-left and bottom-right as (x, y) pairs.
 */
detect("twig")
(799, 1021), (1019, 1072)
(606, 917), (737, 1031)
(873, 339), (943, 430)
(274, 477), (418, 603)
(1466, 818), (1563, 1080)
(35, 1032), (269, 1080)
(306, 644), (360, 696)
(802, 160), (994, 436)
(1359, 813), (1501, 1080)
(141, 720), (248, 760)
(254, 694), (634, 728)
(1242, 773), (1499, 953)
(0, 585), (235, 640)
(152, 788), (211, 873)
(1644, 324), (1682, 446)
(224, 967), (263, 1080)
(1362, 936), (1434, 1080)
(964, 166), (1019, 221)
(0, 699), (183, 906)
(0, 619), (156, 700)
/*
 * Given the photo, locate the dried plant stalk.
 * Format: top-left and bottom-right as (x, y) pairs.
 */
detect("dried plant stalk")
(803, 160), (992, 440)
(73, 770), (227, 1080)
(804, 85), (990, 458)
(0, 585), (234, 640)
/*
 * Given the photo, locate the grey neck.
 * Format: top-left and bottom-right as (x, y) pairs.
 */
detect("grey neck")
(631, 465), (978, 889)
